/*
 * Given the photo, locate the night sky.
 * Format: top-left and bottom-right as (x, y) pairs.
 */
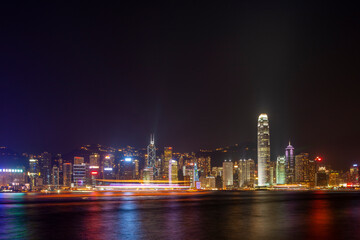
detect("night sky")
(1, 1), (359, 169)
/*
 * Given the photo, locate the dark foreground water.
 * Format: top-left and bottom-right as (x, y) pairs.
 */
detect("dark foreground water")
(1, 191), (360, 240)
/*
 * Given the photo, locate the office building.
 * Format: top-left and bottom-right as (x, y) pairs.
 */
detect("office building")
(169, 160), (178, 183)
(223, 161), (233, 189)
(285, 142), (295, 183)
(162, 147), (173, 179)
(276, 156), (286, 184)
(238, 159), (255, 187)
(40, 152), (52, 185)
(52, 165), (60, 187)
(257, 113), (270, 186)
(63, 163), (72, 187)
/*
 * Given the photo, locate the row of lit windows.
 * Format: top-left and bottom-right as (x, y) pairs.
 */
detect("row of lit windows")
(0, 169), (23, 173)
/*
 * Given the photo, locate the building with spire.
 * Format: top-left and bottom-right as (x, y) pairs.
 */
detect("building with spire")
(257, 113), (270, 186)
(285, 141), (295, 184)
(145, 134), (157, 180)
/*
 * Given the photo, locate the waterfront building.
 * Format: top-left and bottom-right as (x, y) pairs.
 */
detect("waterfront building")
(52, 166), (60, 188)
(146, 134), (156, 177)
(295, 153), (309, 183)
(285, 142), (295, 184)
(238, 159), (255, 187)
(276, 156), (286, 184)
(103, 154), (116, 179)
(63, 163), (72, 187)
(162, 147), (173, 179)
(197, 156), (211, 177)
(257, 113), (270, 186)
(223, 161), (234, 189)
(349, 164), (359, 185)
(329, 171), (341, 187)
(183, 163), (196, 188)
(169, 160), (178, 183)
(119, 157), (135, 180)
(0, 168), (25, 190)
(316, 166), (329, 187)
(73, 163), (89, 186)
(28, 158), (40, 188)
(40, 152), (52, 185)
(143, 167), (154, 182)
(199, 176), (216, 189)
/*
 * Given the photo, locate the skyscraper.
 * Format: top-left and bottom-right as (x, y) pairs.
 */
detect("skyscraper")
(63, 163), (72, 187)
(169, 160), (178, 183)
(40, 152), (52, 185)
(222, 161), (234, 189)
(163, 147), (173, 179)
(257, 113), (270, 186)
(276, 156), (286, 184)
(285, 142), (295, 183)
(238, 159), (255, 187)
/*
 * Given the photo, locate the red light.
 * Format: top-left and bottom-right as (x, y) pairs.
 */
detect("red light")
(315, 157), (322, 162)
(91, 171), (98, 175)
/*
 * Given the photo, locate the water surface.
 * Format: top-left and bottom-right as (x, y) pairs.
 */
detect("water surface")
(1, 191), (359, 240)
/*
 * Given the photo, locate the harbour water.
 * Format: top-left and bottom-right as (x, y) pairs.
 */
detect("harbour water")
(1, 191), (360, 240)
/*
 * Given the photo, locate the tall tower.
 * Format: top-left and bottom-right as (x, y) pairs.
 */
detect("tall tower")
(257, 113), (270, 186)
(146, 134), (157, 176)
(285, 141), (295, 183)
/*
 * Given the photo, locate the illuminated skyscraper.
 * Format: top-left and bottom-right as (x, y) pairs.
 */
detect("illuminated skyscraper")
(276, 156), (286, 184)
(222, 161), (233, 189)
(238, 159), (255, 187)
(169, 160), (178, 183)
(40, 152), (52, 185)
(52, 166), (60, 187)
(285, 142), (295, 183)
(257, 113), (270, 186)
(163, 147), (172, 179)
(63, 163), (72, 187)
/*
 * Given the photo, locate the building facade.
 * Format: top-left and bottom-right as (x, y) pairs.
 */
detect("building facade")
(257, 113), (270, 186)
(276, 156), (286, 184)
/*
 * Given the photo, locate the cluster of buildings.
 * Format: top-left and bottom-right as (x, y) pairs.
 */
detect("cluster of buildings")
(0, 114), (359, 191)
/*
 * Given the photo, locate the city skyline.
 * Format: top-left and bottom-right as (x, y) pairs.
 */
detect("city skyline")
(1, 2), (359, 171)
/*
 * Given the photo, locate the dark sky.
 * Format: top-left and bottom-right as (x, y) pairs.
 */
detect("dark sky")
(0, 1), (359, 169)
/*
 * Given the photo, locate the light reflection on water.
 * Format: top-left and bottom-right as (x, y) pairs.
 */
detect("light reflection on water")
(1, 191), (360, 240)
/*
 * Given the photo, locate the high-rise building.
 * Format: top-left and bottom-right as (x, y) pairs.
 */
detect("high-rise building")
(162, 147), (173, 179)
(73, 163), (89, 187)
(146, 134), (156, 175)
(63, 163), (72, 187)
(197, 156), (211, 177)
(257, 113), (270, 186)
(349, 164), (359, 185)
(119, 157), (135, 180)
(103, 154), (115, 179)
(285, 142), (295, 184)
(295, 153), (309, 183)
(222, 161), (234, 189)
(238, 159), (255, 187)
(28, 158), (40, 188)
(276, 156), (286, 184)
(169, 160), (178, 183)
(89, 154), (100, 166)
(40, 152), (52, 185)
(52, 166), (60, 187)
